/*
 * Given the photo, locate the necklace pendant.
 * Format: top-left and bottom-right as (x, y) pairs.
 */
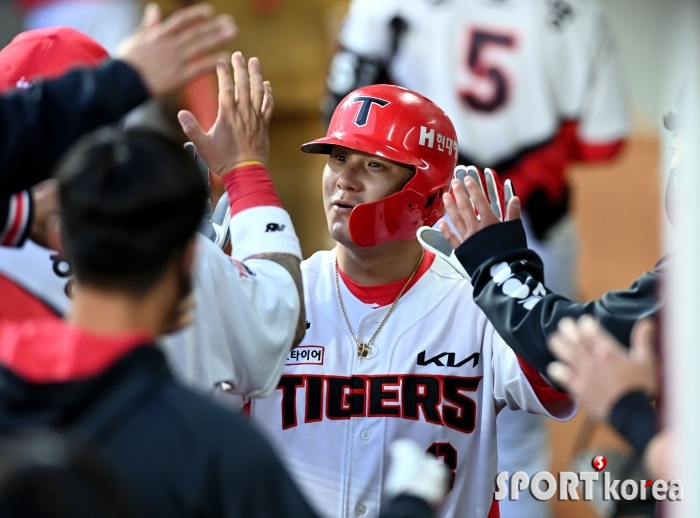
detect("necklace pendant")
(357, 342), (370, 358)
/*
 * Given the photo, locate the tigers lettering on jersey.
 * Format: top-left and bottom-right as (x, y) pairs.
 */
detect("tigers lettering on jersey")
(276, 374), (482, 432)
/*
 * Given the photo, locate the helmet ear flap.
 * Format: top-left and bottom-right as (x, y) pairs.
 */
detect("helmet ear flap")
(421, 185), (448, 227)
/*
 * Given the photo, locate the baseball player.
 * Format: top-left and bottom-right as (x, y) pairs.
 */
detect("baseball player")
(323, 2), (628, 514)
(236, 85), (576, 518)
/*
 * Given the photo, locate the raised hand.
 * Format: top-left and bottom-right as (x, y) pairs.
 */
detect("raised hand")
(546, 316), (657, 421)
(177, 52), (274, 176)
(439, 165), (520, 249)
(115, 3), (237, 97)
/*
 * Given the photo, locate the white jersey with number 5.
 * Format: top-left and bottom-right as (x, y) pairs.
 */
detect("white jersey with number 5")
(251, 249), (576, 518)
(337, 0), (628, 162)
(332, 0), (628, 203)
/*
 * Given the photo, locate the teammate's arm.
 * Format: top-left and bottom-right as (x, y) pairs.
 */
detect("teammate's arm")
(171, 53), (304, 398)
(179, 52), (305, 346)
(0, 3), (235, 198)
(440, 173), (661, 377)
(246, 251), (305, 346)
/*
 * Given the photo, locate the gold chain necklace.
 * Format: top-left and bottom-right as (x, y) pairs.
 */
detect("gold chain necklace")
(335, 249), (425, 358)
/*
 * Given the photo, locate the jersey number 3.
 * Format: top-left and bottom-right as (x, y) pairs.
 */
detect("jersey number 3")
(460, 29), (516, 113)
(427, 442), (457, 491)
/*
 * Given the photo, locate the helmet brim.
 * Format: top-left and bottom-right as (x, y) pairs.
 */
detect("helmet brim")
(300, 135), (421, 169)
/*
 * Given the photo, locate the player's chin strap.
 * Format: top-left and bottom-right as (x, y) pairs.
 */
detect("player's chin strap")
(185, 142), (231, 250)
(417, 165), (514, 280)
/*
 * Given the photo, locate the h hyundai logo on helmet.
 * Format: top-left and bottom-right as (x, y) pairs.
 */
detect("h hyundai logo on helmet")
(352, 96), (390, 126)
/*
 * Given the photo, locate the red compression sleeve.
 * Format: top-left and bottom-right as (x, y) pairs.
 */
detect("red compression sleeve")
(221, 162), (282, 216)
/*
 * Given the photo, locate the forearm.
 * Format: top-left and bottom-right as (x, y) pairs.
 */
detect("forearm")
(247, 252), (305, 347)
(456, 220), (661, 375)
(223, 162), (305, 347)
(0, 59), (149, 197)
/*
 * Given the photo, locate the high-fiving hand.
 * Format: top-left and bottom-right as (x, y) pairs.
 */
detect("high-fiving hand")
(546, 316), (657, 421)
(177, 52), (273, 176)
(116, 3), (237, 98)
(439, 166), (520, 248)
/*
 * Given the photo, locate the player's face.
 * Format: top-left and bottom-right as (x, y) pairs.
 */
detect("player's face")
(323, 146), (415, 245)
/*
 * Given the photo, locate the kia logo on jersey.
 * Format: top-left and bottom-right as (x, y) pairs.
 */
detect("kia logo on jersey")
(352, 96), (390, 126)
(417, 351), (480, 368)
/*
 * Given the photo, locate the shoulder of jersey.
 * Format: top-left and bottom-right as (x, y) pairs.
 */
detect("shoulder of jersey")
(429, 251), (472, 284)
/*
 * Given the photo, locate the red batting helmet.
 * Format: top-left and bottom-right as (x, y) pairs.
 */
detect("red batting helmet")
(302, 84), (458, 247)
(0, 27), (108, 93)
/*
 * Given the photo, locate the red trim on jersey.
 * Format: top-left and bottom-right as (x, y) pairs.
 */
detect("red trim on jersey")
(242, 401), (252, 420)
(1, 191), (29, 246)
(0, 275), (58, 321)
(337, 250), (436, 307)
(487, 500), (500, 518)
(574, 139), (625, 162)
(504, 120), (626, 204)
(516, 355), (570, 403)
(0, 319), (152, 383)
(222, 163), (282, 216)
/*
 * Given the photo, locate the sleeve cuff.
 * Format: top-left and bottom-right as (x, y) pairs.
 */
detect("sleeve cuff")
(608, 390), (657, 455)
(454, 220), (529, 276)
(0, 191), (32, 247)
(516, 354), (570, 403)
(229, 206), (302, 260)
(222, 163), (283, 216)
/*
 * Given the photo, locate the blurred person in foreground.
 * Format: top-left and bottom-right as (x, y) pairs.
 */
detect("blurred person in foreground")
(0, 126), (449, 518)
(323, 2), (629, 515)
(15, 0), (142, 54)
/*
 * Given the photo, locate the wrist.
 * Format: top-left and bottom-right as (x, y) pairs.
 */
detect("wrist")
(216, 155), (268, 177)
(220, 160), (265, 176)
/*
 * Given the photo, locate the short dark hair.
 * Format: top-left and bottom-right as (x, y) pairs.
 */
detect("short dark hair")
(55, 129), (206, 294)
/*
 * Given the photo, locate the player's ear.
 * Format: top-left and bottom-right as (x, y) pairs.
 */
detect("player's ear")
(46, 215), (64, 256)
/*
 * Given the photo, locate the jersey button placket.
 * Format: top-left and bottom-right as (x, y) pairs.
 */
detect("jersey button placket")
(356, 504), (367, 515)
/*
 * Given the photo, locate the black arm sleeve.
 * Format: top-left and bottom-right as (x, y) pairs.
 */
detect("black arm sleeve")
(455, 220), (663, 376)
(0, 59), (149, 198)
(608, 391), (657, 456)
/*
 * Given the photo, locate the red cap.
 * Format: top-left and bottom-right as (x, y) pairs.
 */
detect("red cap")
(0, 27), (108, 93)
(302, 84), (458, 246)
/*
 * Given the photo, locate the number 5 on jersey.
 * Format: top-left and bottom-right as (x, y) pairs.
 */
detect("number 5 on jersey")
(459, 28), (516, 113)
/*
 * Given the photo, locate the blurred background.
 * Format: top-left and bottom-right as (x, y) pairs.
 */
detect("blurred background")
(0, 1), (687, 516)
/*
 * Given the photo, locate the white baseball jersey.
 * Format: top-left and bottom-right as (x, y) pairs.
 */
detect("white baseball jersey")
(0, 205), (301, 401)
(250, 249), (576, 518)
(332, 0), (629, 201)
